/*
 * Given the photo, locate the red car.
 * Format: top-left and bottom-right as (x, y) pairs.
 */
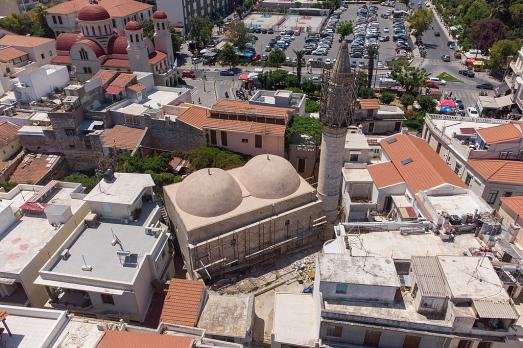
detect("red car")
(424, 80), (440, 89)
(251, 54), (261, 61)
(182, 69), (195, 78)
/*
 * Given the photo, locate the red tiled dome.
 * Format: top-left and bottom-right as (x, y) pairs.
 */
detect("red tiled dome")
(153, 10), (167, 20)
(125, 21), (142, 31)
(78, 4), (110, 21)
(77, 39), (105, 57)
(56, 32), (82, 52)
(108, 34), (128, 55)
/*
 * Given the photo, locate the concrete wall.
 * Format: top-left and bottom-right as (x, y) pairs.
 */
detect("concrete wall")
(15, 65), (70, 103)
(0, 136), (21, 162)
(46, 13), (78, 34)
(320, 281), (397, 304)
(287, 144), (318, 180)
(206, 129), (285, 158)
(156, 0), (185, 28)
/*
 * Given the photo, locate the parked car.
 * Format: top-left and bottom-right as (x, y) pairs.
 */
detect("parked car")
(466, 107), (479, 117)
(427, 77), (447, 86)
(454, 52), (462, 59)
(220, 69), (235, 76)
(441, 54), (451, 62)
(476, 83), (494, 90)
(252, 54), (261, 61)
(434, 31), (440, 36)
(458, 69), (475, 78)
(182, 69), (195, 78)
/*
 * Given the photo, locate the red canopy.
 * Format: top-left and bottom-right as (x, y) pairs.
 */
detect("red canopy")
(238, 73), (249, 80)
(440, 100), (456, 107)
(465, 57), (476, 63)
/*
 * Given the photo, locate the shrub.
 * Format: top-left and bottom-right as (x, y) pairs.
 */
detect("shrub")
(400, 93), (415, 106)
(305, 99), (320, 113)
(380, 91), (396, 104)
(417, 95), (437, 112)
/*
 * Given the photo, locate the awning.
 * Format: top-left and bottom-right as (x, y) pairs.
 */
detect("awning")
(473, 299), (519, 320)
(239, 73), (250, 80)
(465, 58), (476, 63)
(34, 276), (126, 295)
(0, 277), (16, 285)
(440, 100), (456, 107)
(495, 94), (514, 108)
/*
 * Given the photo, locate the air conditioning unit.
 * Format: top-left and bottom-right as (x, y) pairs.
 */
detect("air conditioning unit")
(60, 248), (71, 260)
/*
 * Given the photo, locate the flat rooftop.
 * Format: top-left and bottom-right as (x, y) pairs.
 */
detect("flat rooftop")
(319, 254), (400, 287)
(437, 256), (509, 301)
(0, 184), (84, 274)
(50, 316), (106, 348)
(197, 293), (253, 338)
(345, 132), (370, 150)
(0, 305), (67, 348)
(424, 193), (492, 217)
(428, 115), (505, 140)
(83, 173), (154, 205)
(111, 87), (189, 114)
(343, 230), (481, 260)
(342, 167), (372, 183)
(273, 293), (318, 347)
(48, 203), (162, 283)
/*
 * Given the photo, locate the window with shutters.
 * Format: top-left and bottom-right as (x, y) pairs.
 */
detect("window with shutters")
(402, 335), (421, 348)
(210, 130), (217, 145)
(255, 134), (262, 148)
(363, 330), (381, 347)
(221, 131), (228, 146)
(326, 325), (342, 337)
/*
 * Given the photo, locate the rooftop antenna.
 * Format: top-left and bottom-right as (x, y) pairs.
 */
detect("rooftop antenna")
(81, 255), (93, 271)
(111, 229), (123, 250)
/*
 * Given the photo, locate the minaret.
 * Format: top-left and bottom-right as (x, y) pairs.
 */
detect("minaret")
(125, 21), (152, 73)
(153, 10), (175, 67)
(317, 42), (357, 225)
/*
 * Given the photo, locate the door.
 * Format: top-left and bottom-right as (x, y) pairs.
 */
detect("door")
(363, 330), (381, 347)
(402, 335), (421, 348)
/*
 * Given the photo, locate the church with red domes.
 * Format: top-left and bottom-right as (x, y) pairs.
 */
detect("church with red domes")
(51, 4), (176, 86)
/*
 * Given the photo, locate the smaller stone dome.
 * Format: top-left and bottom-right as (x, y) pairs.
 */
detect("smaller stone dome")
(107, 34), (128, 55)
(153, 10), (168, 20)
(175, 168), (243, 217)
(78, 4), (110, 21)
(238, 155), (301, 199)
(125, 20), (142, 31)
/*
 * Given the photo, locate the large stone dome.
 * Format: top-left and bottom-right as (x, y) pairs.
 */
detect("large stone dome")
(78, 4), (110, 21)
(175, 168), (243, 217)
(238, 155), (301, 199)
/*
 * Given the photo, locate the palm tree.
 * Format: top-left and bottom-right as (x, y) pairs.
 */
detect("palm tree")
(293, 49), (305, 86)
(366, 45), (379, 89)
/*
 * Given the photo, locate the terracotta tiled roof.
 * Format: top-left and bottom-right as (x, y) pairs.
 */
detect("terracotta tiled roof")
(51, 55), (72, 64)
(105, 72), (135, 94)
(128, 83), (146, 93)
(476, 122), (523, 144)
(468, 159), (523, 185)
(0, 34), (53, 48)
(212, 99), (293, 119)
(48, 0), (152, 17)
(102, 58), (130, 69)
(204, 117), (286, 136)
(100, 125), (146, 150)
(0, 121), (20, 147)
(501, 196), (523, 218)
(160, 278), (204, 327)
(149, 50), (167, 65)
(380, 134), (466, 193)
(96, 331), (194, 348)
(359, 99), (379, 110)
(176, 106), (210, 130)
(9, 154), (62, 185)
(0, 47), (27, 63)
(91, 70), (118, 86)
(368, 161), (404, 188)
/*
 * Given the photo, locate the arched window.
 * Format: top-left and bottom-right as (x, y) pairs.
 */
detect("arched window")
(79, 48), (88, 60)
(162, 23), (165, 30)
(157, 23), (160, 30)
(130, 35), (133, 43)
(91, 26), (95, 36)
(135, 34), (139, 42)
(98, 26), (102, 35)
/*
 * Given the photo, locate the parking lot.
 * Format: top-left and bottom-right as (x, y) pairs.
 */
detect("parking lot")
(249, 3), (408, 72)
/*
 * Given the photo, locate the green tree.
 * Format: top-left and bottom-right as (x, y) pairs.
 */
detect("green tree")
(366, 45), (379, 88)
(294, 50), (305, 84)
(408, 8), (433, 39)
(336, 20), (353, 41)
(187, 16), (213, 49)
(227, 20), (249, 49)
(380, 91), (396, 104)
(470, 19), (506, 53)
(488, 39), (521, 71)
(400, 93), (415, 106)
(142, 19), (154, 40)
(285, 74), (300, 88)
(169, 27), (183, 53)
(417, 95), (437, 112)
(463, 0), (491, 24)
(269, 69), (289, 88)
(62, 173), (98, 193)
(356, 71), (375, 98)
(391, 65), (429, 95)
(509, 3), (523, 22)
(219, 43), (239, 68)
(215, 17), (225, 33)
(30, 3), (54, 38)
(285, 115), (322, 144)
(187, 147), (246, 170)
(305, 99), (320, 113)
(301, 78), (318, 95)
(268, 48), (286, 67)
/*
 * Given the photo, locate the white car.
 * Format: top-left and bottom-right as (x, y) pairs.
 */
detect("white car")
(429, 77), (447, 86)
(384, 27), (389, 33)
(466, 107), (479, 117)
(325, 58), (332, 64)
